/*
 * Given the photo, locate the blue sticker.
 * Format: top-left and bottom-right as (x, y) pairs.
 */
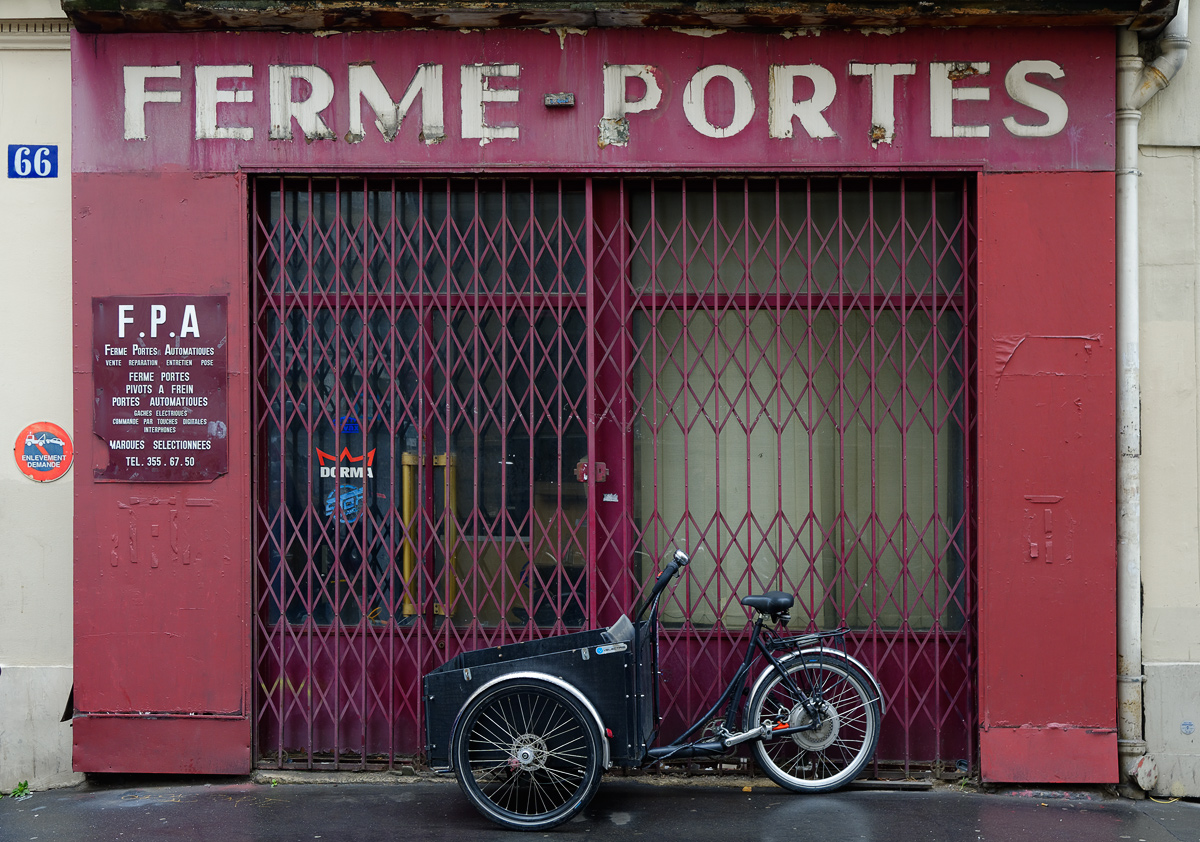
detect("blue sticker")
(8, 145), (58, 179)
(340, 415), (361, 434)
(325, 484), (364, 524)
(595, 643), (628, 655)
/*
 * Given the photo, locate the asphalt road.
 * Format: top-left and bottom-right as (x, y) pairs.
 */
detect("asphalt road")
(2, 777), (1199, 842)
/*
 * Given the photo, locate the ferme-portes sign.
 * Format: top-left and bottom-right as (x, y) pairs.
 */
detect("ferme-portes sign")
(72, 28), (1114, 172)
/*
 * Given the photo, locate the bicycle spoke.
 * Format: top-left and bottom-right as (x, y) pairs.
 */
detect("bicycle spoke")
(750, 656), (880, 792)
(456, 683), (601, 828)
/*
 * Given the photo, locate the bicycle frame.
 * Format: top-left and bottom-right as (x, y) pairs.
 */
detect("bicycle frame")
(426, 548), (884, 830)
(635, 553), (859, 764)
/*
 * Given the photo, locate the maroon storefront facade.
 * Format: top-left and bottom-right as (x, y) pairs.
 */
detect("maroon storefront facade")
(71, 24), (1117, 782)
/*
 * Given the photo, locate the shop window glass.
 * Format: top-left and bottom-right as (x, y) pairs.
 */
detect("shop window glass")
(627, 179), (970, 633)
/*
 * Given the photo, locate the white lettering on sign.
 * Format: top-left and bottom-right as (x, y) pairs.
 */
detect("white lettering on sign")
(602, 64), (663, 119)
(848, 62), (916, 146)
(320, 466), (376, 478)
(124, 66), (182, 141)
(348, 63), (445, 143)
(116, 303), (203, 339)
(682, 65), (755, 139)
(1003, 60), (1068, 138)
(121, 58), (1073, 147)
(599, 64), (663, 147)
(118, 304), (134, 337)
(270, 65), (337, 141)
(195, 65), (254, 141)
(930, 62), (991, 139)
(180, 305), (200, 338)
(460, 64), (521, 145)
(768, 65), (838, 139)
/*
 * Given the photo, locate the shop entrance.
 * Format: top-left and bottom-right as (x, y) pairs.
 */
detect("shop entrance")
(252, 176), (976, 773)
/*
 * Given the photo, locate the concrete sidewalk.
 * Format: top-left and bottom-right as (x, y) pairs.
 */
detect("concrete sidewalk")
(2, 775), (1199, 842)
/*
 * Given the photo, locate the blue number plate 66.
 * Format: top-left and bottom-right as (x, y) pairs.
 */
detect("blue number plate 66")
(8, 145), (58, 179)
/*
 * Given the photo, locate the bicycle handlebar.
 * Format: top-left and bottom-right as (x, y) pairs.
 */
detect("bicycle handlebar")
(653, 550), (690, 593)
(638, 550), (690, 622)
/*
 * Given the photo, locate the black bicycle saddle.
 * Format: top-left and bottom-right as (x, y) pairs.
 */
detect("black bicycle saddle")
(740, 591), (795, 614)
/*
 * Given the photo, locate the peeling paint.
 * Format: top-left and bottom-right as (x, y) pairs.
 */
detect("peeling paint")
(947, 61), (982, 81)
(860, 26), (906, 35)
(670, 27), (727, 37)
(598, 63), (662, 146)
(993, 333), (1102, 385)
(1023, 498), (1074, 564)
(993, 333), (1028, 382)
(597, 115), (629, 147)
(542, 26), (587, 49)
(780, 28), (822, 38)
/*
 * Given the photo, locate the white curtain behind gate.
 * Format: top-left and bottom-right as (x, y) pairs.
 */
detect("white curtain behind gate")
(629, 179), (966, 631)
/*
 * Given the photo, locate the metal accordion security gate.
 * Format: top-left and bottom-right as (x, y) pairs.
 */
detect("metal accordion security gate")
(251, 175), (976, 774)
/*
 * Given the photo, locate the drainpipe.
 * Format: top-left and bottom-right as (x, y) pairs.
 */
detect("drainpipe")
(1116, 0), (1189, 788)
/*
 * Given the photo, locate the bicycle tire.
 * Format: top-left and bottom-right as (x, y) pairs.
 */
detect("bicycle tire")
(746, 653), (881, 792)
(452, 680), (603, 830)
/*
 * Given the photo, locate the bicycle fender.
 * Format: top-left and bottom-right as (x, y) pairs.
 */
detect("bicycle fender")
(747, 649), (886, 716)
(447, 671), (613, 772)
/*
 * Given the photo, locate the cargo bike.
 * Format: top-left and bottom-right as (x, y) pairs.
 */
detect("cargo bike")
(423, 551), (885, 830)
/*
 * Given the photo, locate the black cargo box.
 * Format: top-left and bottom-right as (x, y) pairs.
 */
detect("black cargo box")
(423, 621), (654, 771)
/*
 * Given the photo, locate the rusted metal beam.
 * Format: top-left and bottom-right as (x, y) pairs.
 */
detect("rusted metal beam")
(60, 0), (1179, 34)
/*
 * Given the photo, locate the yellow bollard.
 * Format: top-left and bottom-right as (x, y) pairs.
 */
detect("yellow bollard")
(401, 452), (418, 617)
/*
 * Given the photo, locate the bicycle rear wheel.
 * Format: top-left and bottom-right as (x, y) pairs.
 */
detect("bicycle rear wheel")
(452, 680), (603, 830)
(746, 653), (881, 792)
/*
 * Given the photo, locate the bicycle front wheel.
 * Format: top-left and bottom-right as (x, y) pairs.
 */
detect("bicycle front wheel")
(747, 654), (881, 792)
(452, 680), (603, 830)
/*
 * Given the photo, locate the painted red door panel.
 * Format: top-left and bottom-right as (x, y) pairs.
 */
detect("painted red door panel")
(73, 717), (251, 774)
(977, 171), (1117, 782)
(73, 171), (251, 771)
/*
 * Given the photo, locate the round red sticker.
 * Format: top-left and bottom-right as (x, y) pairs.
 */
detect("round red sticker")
(14, 422), (73, 482)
